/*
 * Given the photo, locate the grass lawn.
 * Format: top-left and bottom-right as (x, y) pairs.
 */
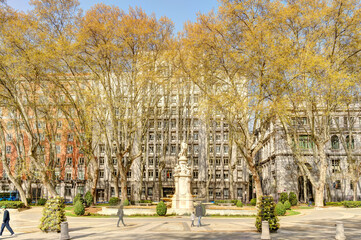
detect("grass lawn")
(285, 210), (301, 216)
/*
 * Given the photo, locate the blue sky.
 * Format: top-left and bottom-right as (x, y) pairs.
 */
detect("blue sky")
(7, 0), (220, 33)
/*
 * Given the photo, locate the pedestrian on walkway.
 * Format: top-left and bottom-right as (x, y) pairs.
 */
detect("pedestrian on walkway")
(0, 206), (15, 237)
(190, 212), (195, 227)
(308, 197), (314, 207)
(117, 204), (126, 227)
(195, 204), (203, 227)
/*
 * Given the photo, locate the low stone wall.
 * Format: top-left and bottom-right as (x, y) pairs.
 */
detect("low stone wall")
(205, 209), (256, 216)
(99, 207), (156, 216)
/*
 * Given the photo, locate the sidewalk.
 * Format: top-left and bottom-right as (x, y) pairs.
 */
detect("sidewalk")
(1, 207), (360, 239)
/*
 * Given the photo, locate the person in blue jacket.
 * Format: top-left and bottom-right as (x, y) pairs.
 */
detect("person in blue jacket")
(0, 206), (15, 237)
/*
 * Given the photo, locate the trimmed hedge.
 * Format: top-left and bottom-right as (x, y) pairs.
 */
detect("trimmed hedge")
(37, 198), (47, 206)
(214, 200), (237, 205)
(109, 197), (120, 206)
(326, 202), (343, 206)
(123, 199), (130, 206)
(0, 201), (24, 209)
(284, 200), (291, 210)
(343, 201), (361, 208)
(84, 191), (93, 207)
(39, 196), (66, 233)
(250, 198), (257, 206)
(275, 202), (286, 216)
(74, 193), (84, 205)
(255, 196), (279, 233)
(74, 200), (85, 216)
(236, 200), (244, 207)
(280, 192), (288, 204)
(156, 201), (167, 216)
(289, 192), (298, 206)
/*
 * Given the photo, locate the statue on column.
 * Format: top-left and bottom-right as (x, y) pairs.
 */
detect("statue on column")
(178, 141), (187, 158)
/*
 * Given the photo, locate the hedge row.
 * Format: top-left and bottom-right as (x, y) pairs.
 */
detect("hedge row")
(0, 201), (24, 209)
(214, 200), (238, 205)
(342, 201), (361, 208)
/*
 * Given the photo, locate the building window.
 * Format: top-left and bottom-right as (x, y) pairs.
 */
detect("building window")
(193, 132), (199, 141)
(78, 170), (84, 180)
(224, 188), (229, 199)
(56, 158), (61, 166)
(216, 189), (221, 198)
(193, 170), (198, 179)
(55, 171), (60, 180)
(346, 135), (355, 149)
(334, 180), (341, 189)
(208, 189), (213, 198)
(99, 157), (104, 166)
(149, 133), (154, 141)
(67, 133), (73, 141)
(171, 145), (176, 155)
(216, 158), (221, 166)
(6, 134), (12, 141)
(66, 157), (72, 165)
(149, 146), (154, 154)
(194, 157), (199, 166)
(223, 145), (229, 154)
(148, 158), (154, 165)
(224, 132), (229, 140)
(99, 170), (104, 178)
(99, 144), (105, 153)
(237, 170), (242, 180)
(171, 119), (176, 129)
(127, 171), (132, 178)
(67, 145), (73, 154)
(224, 170), (229, 179)
(216, 133), (221, 141)
(77, 186), (84, 195)
(299, 135), (313, 149)
(57, 121), (62, 128)
(66, 172), (72, 181)
(127, 187), (131, 195)
(56, 134), (62, 141)
(6, 146), (11, 154)
(193, 188), (198, 196)
(237, 188), (243, 197)
(224, 157), (229, 165)
(331, 135), (339, 149)
(331, 159), (341, 173)
(148, 187), (153, 196)
(193, 119), (199, 127)
(216, 170), (221, 179)
(166, 169), (172, 179)
(215, 145), (221, 154)
(56, 145), (61, 154)
(112, 158), (117, 165)
(79, 157), (85, 165)
(194, 145), (199, 154)
(65, 187), (72, 196)
(148, 171), (154, 179)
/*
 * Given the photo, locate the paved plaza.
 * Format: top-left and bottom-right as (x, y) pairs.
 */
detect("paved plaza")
(1, 207), (361, 239)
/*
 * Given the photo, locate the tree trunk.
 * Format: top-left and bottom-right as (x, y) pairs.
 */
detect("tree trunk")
(314, 184), (325, 207)
(113, 176), (119, 198)
(303, 176), (308, 203)
(2, 162), (28, 207)
(90, 162), (99, 204)
(246, 157), (263, 202)
(353, 179), (358, 201)
(120, 170), (128, 203)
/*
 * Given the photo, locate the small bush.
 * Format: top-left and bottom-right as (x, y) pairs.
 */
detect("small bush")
(0, 201), (24, 209)
(39, 196), (66, 232)
(280, 192), (288, 204)
(284, 200), (291, 210)
(74, 193), (84, 205)
(139, 200), (152, 203)
(275, 202), (286, 216)
(250, 198), (257, 206)
(326, 202), (343, 206)
(342, 201), (361, 208)
(123, 199), (130, 206)
(236, 200), (244, 207)
(84, 191), (93, 207)
(156, 201), (167, 216)
(255, 195), (279, 233)
(37, 198), (47, 206)
(109, 197), (120, 206)
(288, 192), (298, 206)
(73, 200), (85, 216)
(26, 198), (32, 205)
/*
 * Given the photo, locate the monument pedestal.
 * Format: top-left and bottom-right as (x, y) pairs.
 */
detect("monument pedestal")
(171, 155), (193, 215)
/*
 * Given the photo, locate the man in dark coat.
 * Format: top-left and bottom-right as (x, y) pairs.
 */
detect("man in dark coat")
(0, 206), (15, 236)
(117, 204), (125, 227)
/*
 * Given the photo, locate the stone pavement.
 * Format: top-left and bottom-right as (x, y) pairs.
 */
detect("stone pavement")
(1, 207), (361, 239)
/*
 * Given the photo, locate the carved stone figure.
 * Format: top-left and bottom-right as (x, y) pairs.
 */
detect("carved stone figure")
(178, 141), (188, 158)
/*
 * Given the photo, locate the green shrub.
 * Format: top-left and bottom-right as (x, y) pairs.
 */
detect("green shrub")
(288, 192), (298, 206)
(139, 200), (152, 203)
(26, 198), (32, 205)
(275, 202), (286, 216)
(280, 192), (288, 204)
(326, 202), (343, 206)
(109, 197), (120, 206)
(74, 193), (84, 205)
(39, 196), (66, 232)
(156, 201), (167, 216)
(37, 198), (47, 206)
(250, 198), (257, 206)
(123, 199), (130, 206)
(73, 200), (85, 216)
(342, 201), (361, 208)
(84, 191), (93, 207)
(255, 195), (279, 233)
(214, 200), (237, 205)
(0, 201), (24, 209)
(284, 200), (291, 210)
(236, 200), (244, 207)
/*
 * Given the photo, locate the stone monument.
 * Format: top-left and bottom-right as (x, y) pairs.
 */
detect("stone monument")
(171, 141), (194, 215)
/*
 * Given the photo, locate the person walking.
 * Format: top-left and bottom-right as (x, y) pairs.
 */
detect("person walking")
(190, 212), (195, 227)
(0, 206), (15, 237)
(195, 204), (203, 227)
(117, 205), (126, 227)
